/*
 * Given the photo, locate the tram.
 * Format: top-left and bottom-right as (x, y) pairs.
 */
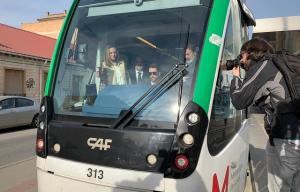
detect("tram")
(36, 0), (256, 191)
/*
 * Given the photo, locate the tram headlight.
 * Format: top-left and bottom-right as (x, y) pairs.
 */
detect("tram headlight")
(41, 105), (45, 113)
(146, 154), (158, 166)
(39, 121), (45, 130)
(186, 112), (200, 125)
(53, 143), (61, 153)
(182, 133), (194, 146)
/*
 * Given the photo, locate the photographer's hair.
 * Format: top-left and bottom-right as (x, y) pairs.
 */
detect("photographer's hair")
(241, 38), (275, 61)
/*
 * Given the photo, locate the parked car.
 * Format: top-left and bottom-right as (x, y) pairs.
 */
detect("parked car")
(0, 96), (39, 129)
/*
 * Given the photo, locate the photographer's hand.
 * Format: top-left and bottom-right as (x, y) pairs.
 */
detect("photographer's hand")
(232, 66), (240, 77)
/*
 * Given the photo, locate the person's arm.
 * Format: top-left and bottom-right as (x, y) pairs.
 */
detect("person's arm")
(230, 60), (272, 110)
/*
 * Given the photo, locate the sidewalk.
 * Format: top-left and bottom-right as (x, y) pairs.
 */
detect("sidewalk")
(0, 157), (37, 192)
(248, 114), (269, 192)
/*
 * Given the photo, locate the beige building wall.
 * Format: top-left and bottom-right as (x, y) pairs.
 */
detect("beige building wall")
(0, 66), (4, 95)
(0, 53), (50, 102)
(21, 12), (66, 39)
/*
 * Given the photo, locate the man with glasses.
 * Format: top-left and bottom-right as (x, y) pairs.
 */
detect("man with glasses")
(148, 64), (160, 86)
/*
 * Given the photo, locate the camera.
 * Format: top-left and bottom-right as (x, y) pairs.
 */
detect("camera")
(226, 58), (240, 70)
(225, 55), (243, 70)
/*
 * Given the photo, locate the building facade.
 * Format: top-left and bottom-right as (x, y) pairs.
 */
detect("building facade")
(253, 16), (300, 54)
(21, 11), (66, 39)
(0, 24), (56, 102)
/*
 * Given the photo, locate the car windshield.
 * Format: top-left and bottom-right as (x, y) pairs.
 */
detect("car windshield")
(53, 0), (209, 128)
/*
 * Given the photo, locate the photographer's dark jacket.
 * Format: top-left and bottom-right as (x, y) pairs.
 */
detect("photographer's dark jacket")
(229, 58), (298, 139)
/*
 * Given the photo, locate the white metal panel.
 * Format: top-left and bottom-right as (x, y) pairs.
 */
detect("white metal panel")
(253, 16), (300, 33)
(38, 156), (164, 191)
(37, 169), (144, 192)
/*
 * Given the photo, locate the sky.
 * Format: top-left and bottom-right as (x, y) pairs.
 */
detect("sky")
(0, 0), (73, 28)
(247, 0), (300, 19)
(0, 0), (300, 28)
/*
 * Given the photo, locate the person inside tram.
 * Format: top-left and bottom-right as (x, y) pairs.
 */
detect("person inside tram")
(129, 57), (147, 84)
(183, 45), (197, 82)
(101, 45), (128, 85)
(148, 64), (160, 86)
(185, 45), (196, 66)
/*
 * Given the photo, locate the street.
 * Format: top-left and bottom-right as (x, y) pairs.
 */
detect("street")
(0, 128), (37, 192)
(248, 114), (269, 192)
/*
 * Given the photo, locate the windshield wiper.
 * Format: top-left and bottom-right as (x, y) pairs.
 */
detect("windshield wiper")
(110, 63), (188, 129)
(111, 22), (191, 129)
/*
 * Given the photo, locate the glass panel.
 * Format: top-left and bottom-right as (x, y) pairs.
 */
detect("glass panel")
(53, 1), (209, 128)
(253, 30), (300, 54)
(208, 14), (243, 155)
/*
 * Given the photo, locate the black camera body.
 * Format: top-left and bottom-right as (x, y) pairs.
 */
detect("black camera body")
(225, 54), (245, 70)
(226, 58), (241, 70)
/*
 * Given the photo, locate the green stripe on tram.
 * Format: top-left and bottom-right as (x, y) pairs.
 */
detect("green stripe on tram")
(192, 0), (230, 113)
(44, 0), (78, 96)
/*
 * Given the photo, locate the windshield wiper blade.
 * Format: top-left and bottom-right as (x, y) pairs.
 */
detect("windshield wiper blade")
(110, 63), (187, 129)
(111, 22), (191, 129)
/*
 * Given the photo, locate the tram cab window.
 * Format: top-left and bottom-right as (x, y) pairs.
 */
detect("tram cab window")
(207, 14), (243, 156)
(53, 3), (209, 129)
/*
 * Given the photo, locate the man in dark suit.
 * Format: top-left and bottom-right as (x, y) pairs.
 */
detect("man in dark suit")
(130, 57), (148, 84)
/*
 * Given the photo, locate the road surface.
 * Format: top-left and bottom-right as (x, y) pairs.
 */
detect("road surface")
(0, 128), (37, 192)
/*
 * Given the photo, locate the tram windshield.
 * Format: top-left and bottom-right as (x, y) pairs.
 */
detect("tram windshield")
(53, 0), (209, 128)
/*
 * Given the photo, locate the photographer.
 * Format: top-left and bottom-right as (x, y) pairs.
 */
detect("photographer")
(229, 38), (300, 192)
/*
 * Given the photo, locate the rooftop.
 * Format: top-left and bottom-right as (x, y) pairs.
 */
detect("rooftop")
(0, 23), (56, 60)
(37, 11), (67, 22)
